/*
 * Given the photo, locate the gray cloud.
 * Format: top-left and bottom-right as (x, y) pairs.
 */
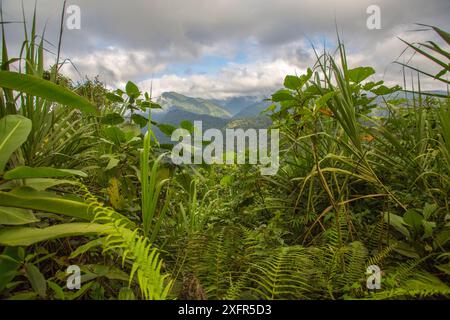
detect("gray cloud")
(2, 0), (449, 97)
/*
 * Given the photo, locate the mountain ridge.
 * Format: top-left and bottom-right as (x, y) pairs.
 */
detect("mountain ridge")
(150, 92), (273, 143)
(157, 92), (231, 118)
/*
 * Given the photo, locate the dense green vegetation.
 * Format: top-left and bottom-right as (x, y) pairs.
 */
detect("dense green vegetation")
(0, 9), (449, 300)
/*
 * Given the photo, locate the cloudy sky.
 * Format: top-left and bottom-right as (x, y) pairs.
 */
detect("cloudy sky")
(2, 0), (449, 99)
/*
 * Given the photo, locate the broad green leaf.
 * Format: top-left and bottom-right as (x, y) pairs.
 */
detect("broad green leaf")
(139, 101), (151, 109)
(101, 113), (125, 125)
(0, 115), (32, 174)
(139, 101), (162, 109)
(180, 120), (194, 134)
(284, 69), (313, 90)
(25, 263), (46, 298)
(392, 241), (420, 259)
(105, 158), (120, 171)
(0, 71), (96, 114)
(0, 223), (113, 246)
(384, 212), (410, 238)
(284, 75), (302, 90)
(103, 126), (126, 145)
(4, 166), (87, 180)
(347, 66), (375, 83)
(105, 92), (124, 103)
(149, 102), (162, 109)
(370, 85), (402, 96)
(81, 264), (129, 282)
(272, 89), (295, 102)
(47, 280), (65, 300)
(131, 114), (148, 128)
(0, 187), (92, 221)
(157, 123), (176, 136)
(125, 81), (140, 98)
(404, 210), (424, 233)
(363, 80), (384, 91)
(0, 206), (38, 225)
(23, 178), (77, 191)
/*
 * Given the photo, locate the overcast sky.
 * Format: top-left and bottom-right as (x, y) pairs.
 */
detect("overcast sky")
(2, 0), (449, 99)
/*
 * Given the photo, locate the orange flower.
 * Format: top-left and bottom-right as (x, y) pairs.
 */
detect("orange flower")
(361, 135), (375, 142)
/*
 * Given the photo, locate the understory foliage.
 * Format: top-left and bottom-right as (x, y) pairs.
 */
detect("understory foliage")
(0, 6), (449, 300)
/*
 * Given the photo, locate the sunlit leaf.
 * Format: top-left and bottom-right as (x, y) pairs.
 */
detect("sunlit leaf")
(4, 166), (87, 179)
(0, 115), (32, 174)
(0, 71), (96, 114)
(0, 206), (38, 225)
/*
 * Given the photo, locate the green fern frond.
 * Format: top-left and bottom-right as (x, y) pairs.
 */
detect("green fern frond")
(242, 246), (317, 300)
(223, 274), (248, 300)
(344, 241), (368, 286)
(371, 271), (450, 299)
(366, 244), (396, 269)
(367, 216), (388, 251)
(78, 184), (173, 300)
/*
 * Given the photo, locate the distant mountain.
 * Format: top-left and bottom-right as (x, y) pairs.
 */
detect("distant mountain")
(233, 100), (272, 119)
(159, 107), (228, 129)
(226, 99), (273, 131)
(210, 96), (262, 116)
(157, 92), (231, 118)
(153, 107), (229, 143)
(150, 92), (274, 143)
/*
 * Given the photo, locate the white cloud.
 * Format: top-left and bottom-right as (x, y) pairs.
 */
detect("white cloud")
(141, 59), (303, 99)
(4, 0), (448, 97)
(61, 47), (166, 86)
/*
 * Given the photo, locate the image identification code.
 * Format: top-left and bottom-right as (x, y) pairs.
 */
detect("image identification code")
(178, 304), (272, 317)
